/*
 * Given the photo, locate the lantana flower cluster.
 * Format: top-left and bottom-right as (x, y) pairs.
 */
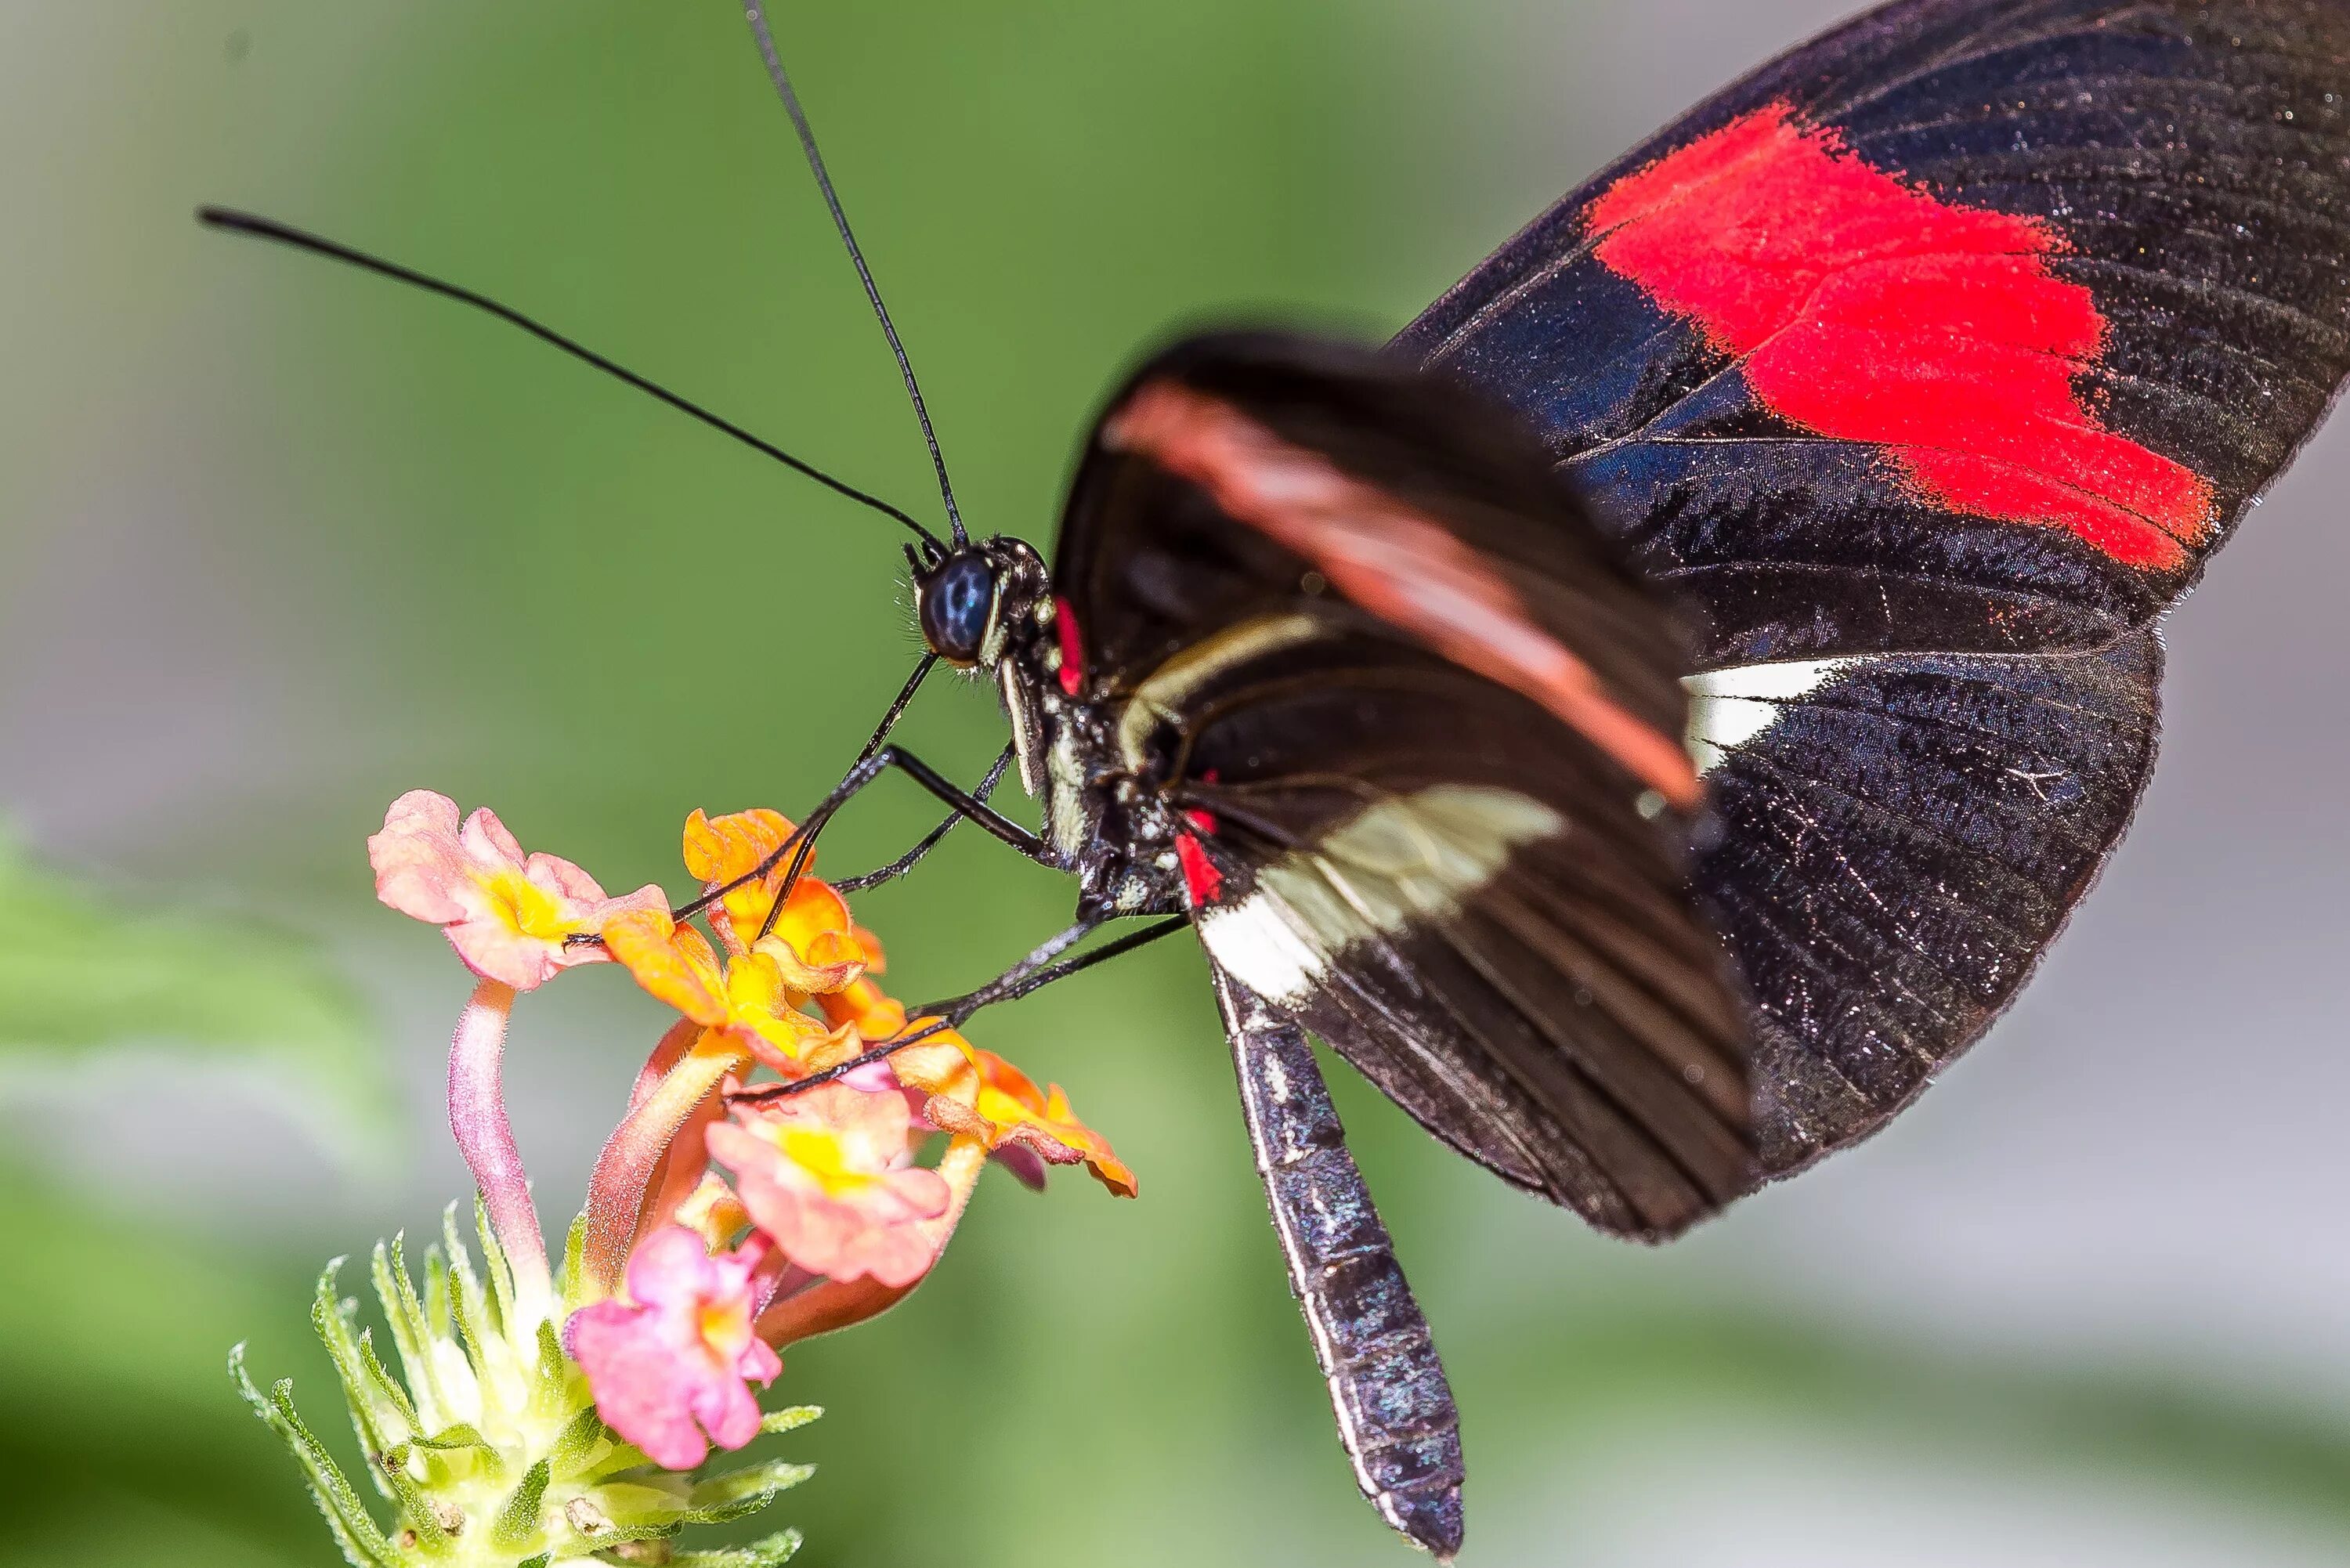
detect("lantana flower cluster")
(240, 792), (1132, 1568)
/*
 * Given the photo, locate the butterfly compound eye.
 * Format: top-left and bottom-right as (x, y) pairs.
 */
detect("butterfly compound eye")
(918, 550), (997, 664)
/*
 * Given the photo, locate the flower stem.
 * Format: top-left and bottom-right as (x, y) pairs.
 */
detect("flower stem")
(580, 1025), (747, 1300)
(625, 1014), (698, 1115)
(446, 977), (552, 1327)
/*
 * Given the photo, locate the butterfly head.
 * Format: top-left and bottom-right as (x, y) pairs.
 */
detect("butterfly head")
(910, 534), (1052, 671)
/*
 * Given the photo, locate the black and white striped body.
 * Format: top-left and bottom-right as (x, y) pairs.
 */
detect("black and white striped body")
(1212, 966), (1464, 1560)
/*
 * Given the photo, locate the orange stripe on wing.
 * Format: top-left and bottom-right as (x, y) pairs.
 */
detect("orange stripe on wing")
(1103, 381), (1702, 811)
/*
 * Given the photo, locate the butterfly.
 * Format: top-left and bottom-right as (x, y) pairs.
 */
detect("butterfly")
(205, 1), (2350, 1557)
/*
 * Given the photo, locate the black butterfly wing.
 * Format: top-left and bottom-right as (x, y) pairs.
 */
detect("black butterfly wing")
(1690, 634), (2163, 1171)
(1390, 0), (2350, 1179)
(1396, 0), (2350, 664)
(1057, 334), (1753, 1239)
(1054, 331), (1696, 789)
(1172, 633), (1752, 1238)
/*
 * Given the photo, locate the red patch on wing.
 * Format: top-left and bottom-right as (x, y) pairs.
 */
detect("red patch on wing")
(1052, 595), (1085, 696)
(1586, 102), (2214, 571)
(1104, 387), (1703, 810)
(1174, 829), (1223, 905)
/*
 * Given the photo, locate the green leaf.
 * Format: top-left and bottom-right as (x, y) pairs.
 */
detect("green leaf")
(574, 1429), (659, 1483)
(757, 1407), (822, 1437)
(423, 1245), (454, 1350)
(531, 1318), (570, 1411)
(309, 1258), (413, 1467)
(0, 832), (392, 1165)
(408, 1422), (504, 1489)
(228, 1346), (401, 1568)
(407, 1422), (495, 1456)
(682, 1459), (816, 1523)
(472, 1194), (519, 1340)
(668, 1528), (805, 1566)
(579, 1478), (696, 1540)
(545, 1407), (612, 1480)
(439, 1209), (498, 1397)
(374, 1236), (454, 1426)
(369, 1445), (457, 1557)
(489, 1457), (551, 1551)
(353, 1329), (424, 1448)
(557, 1212), (590, 1318)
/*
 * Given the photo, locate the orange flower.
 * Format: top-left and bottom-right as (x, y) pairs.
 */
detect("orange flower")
(603, 909), (838, 1073)
(760, 880), (870, 994)
(870, 1019), (1136, 1200)
(946, 1048), (1138, 1198)
(682, 808), (873, 994)
(670, 1172), (752, 1251)
(681, 807), (795, 953)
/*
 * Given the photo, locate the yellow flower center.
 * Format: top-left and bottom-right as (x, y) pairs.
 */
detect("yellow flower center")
(777, 1126), (877, 1199)
(698, 1296), (754, 1361)
(475, 867), (571, 941)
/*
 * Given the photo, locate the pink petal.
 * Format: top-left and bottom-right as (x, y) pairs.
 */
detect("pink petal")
(623, 1224), (720, 1311)
(739, 1337), (783, 1386)
(838, 1058), (903, 1095)
(991, 1142), (1050, 1191)
(369, 790), (472, 923)
(526, 850), (609, 905)
(711, 1122), (950, 1288)
(381, 788), (461, 842)
(597, 882), (673, 924)
(683, 1356), (766, 1452)
(461, 806), (529, 870)
(445, 917), (567, 992)
(567, 1300), (725, 1469)
(567, 1229), (778, 1472)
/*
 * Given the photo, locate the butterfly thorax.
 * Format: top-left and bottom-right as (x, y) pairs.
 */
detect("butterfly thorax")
(957, 534), (1190, 923)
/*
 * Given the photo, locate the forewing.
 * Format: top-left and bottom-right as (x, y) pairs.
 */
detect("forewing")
(1056, 335), (1754, 1237)
(1054, 332), (1694, 800)
(1395, 0), (2350, 667)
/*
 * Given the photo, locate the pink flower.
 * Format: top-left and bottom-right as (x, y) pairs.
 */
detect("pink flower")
(368, 789), (663, 990)
(566, 1226), (781, 1470)
(707, 1085), (951, 1288)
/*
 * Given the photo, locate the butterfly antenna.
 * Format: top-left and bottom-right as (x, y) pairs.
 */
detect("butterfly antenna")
(195, 205), (945, 551)
(745, 5), (967, 546)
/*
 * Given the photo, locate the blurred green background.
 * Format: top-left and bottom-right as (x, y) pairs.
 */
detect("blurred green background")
(5, 3), (2348, 1565)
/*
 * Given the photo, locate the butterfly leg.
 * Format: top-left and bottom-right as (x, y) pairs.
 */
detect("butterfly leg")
(728, 918), (1190, 1107)
(676, 742), (1056, 932)
(834, 743), (1015, 893)
(909, 916), (1189, 1025)
(789, 744), (1047, 865)
(1211, 963), (1466, 1561)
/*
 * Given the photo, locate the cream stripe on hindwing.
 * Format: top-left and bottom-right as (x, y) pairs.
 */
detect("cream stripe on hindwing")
(1196, 784), (1564, 1003)
(1682, 657), (1865, 775)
